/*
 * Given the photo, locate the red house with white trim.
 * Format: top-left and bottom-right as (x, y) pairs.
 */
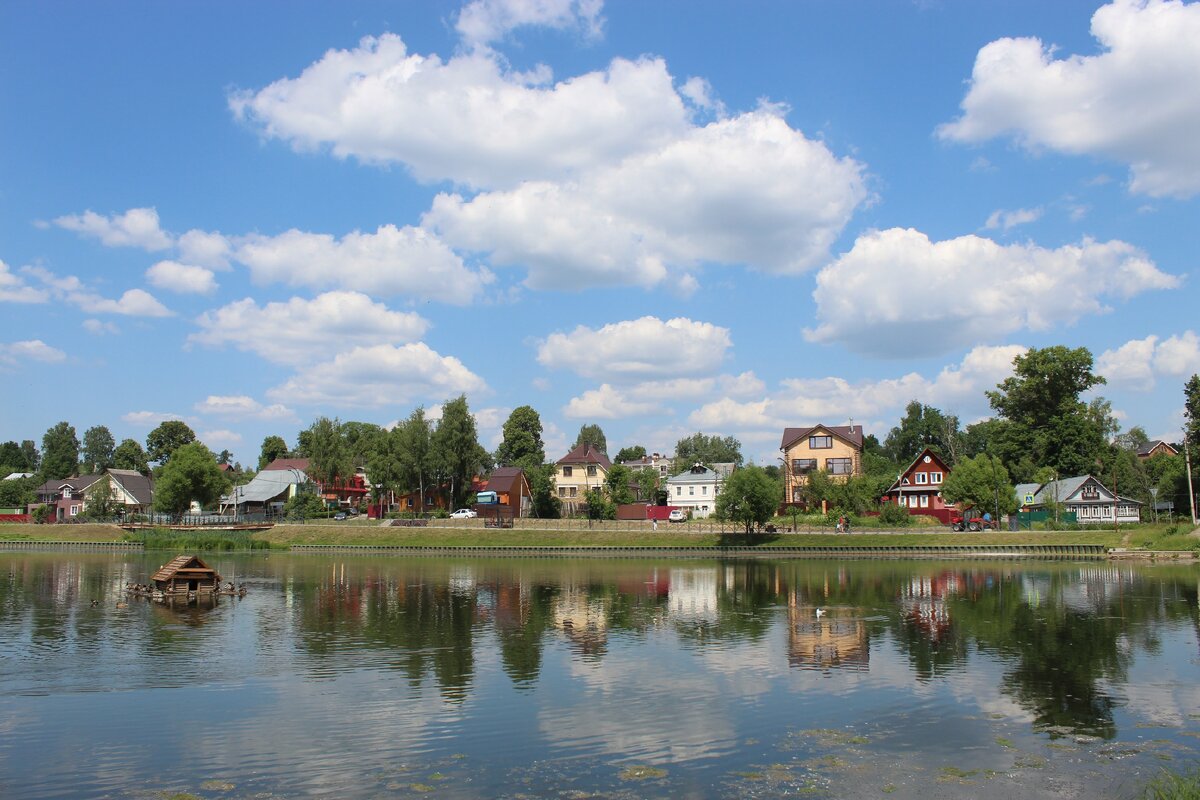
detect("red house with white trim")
(880, 448), (956, 521)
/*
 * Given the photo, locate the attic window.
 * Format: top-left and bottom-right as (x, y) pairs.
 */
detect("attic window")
(809, 435), (832, 449)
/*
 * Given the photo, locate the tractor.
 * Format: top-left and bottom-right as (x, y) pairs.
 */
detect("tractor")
(949, 510), (997, 532)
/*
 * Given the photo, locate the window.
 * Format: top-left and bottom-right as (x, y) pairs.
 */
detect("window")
(929, 472), (942, 484)
(702, 486), (708, 495)
(562, 466), (573, 477)
(70, 504), (79, 516)
(914, 472), (928, 485)
(587, 465), (597, 477)
(558, 487), (566, 497)
(792, 487), (802, 501)
(676, 486), (682, 496)
(826, 458), (852, 475)
(919, 495), (929, 508)
(809, 435), (832, 449)
(792, 458), (817, 473)
(1081, 485), (1099, 500)
(689, 486), (695, 495)
(569, 487), (577, 497)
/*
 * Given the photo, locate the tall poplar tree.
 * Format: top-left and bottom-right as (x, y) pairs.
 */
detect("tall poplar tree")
(432, 395), (486, 509)
(81, 425), (116, 472)
(495, 405), (546, 469)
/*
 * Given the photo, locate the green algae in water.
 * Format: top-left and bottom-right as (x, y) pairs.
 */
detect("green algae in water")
(996, 737), (1015, 749)
(200, 781), (235, 792)
(618, 765), (667, 781)
(408, 783), (435, 793)
(794, 728), (870, 747)
(940, 767), (978, 779)
(882, 784), (897, 793)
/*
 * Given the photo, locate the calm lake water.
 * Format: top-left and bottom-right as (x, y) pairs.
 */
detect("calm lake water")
(1, 552), (1198, 799)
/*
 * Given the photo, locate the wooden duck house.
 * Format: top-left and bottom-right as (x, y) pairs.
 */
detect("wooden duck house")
(151, 555), (222, 596)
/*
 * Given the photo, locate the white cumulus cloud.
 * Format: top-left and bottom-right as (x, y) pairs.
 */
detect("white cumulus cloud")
(198, 429), (243, 449)
(688, 344), (1026, 435)
(267, 343), (487, 408)
(806, 228), (1178, 357)
(230, 35), (687, 189)
(23, 266), (173, 317)
(1098, 331), (1200, 389)
(456, 0), (604, 48)
(82, 319), (120, 335)
(0, 339), (67, 367)
(194, 395), (297, 422)
(538, 316), (731, 381)
(53, 207), (173, 250)
(190, 291), (431, 366)
(233, 225), (489, 305)
(984, 207), (1042, 231)
(427, 110), (867, 289)
(0, 260), (49, 303)
(146, 260), (218, 295)
(938, 0), (1200, 198)
(563, 384), (661, 420)
(177, 229), (232, 270)
(121, 410), (185, 427)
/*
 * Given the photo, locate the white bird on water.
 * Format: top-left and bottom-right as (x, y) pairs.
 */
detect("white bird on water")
(815, 608), (826, 618)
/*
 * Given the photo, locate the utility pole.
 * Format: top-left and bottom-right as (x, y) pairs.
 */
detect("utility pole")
(1186, 435), (1198, 527)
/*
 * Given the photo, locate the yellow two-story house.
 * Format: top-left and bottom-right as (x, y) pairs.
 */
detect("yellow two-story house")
(554, 443), (611, 515)
(780, 424), (864, 505)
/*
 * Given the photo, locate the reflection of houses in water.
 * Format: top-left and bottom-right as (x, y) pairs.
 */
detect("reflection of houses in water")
(553, 588), (609, 657)
(787, 602), (869, 671)
(898, 573), (956, 643)
(667, 568), (719, 625)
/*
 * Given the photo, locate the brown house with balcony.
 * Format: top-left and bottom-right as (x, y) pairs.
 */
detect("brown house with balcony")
(781, 424), (863, 506)
(880, 447), (955, 521)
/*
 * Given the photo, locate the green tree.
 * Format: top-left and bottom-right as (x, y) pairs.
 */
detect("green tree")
(495, 405), (546, 469)
(1112, 426), (1150, 453)
(715, 466), (781, 537)
(258, 435), (290, 470)
(41, 421), (80, 480)
(84, 475), (118, 519)
(432, 396), (486, 509)
(674, 432), (743, 468)
(987, 346), (1109, 477)
(19, 440), (40, 472)
(342, 421), (384, 468)
(81, 425), (116, 472)
(883, 401), (961, 465)
(366, 426), (404, 508)
(573, 423), (608, 454)
(397, 407), (434, 512)
(217, 448), (233, 465)
(527, 463), (561, 518)
(0, 441), (25, 472)
(294, 429), (313, 458)
(305, 417), (351, 487)
(941, 454), (1017, 520)
(0, 475), (34, 508)
(634, 466), (662, 503)
(604, 464), (635, 506)
(614, 445), (647, 464)
(146, 420), (196, 464)
(583, 487), (615, 520)
(153, 442), (230, 514)
(113, 438), (149, 472)
(1185, 374), (1200, 452)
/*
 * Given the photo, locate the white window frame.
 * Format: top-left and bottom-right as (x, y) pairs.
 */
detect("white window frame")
(914, 472), (928, 485)
(919, 494), (929, 508)
(929, 471), (942, 484)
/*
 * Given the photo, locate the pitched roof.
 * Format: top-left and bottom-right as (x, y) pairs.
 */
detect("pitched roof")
(556, 443), (612, 469)
(885, 447), (950, 492)
(223, 468), (309, 504)
(1137, 440), (1178, 457)
(35, 474), (101, 496)
(151, 554), (220, 583)
(485, 467), (530, 494)
(666, 464), (726, 484)
(1017, 475), (1143, 506)
(106, 469), (154, 505)
(262, 457), (311, 472)
(780, 425), (864, 451)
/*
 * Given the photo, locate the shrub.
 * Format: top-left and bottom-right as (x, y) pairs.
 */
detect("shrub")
(877, 502), (912, 527)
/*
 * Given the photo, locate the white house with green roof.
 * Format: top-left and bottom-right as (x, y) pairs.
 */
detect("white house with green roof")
(665, 463), (734, 519)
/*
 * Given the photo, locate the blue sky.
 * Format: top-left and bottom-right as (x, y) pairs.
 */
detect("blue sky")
(2, 0), (1197, 466)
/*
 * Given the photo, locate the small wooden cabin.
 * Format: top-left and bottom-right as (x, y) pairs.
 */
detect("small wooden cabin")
(152, 555), (222, 596)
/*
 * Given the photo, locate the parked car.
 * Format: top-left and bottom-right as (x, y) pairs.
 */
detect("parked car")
(668, 509), (687, 523)
(450, 508), (478, 519)
(334, 512), (347, 521)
